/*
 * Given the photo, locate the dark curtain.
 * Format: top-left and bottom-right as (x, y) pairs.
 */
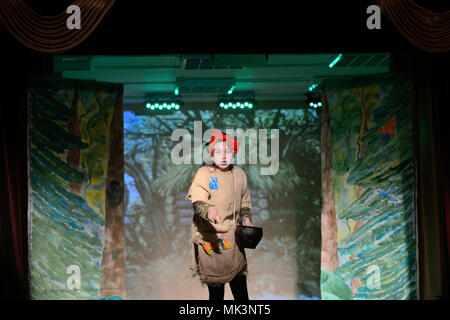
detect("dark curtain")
(391, 49), (450, 299)
(0, 36), (53, 299)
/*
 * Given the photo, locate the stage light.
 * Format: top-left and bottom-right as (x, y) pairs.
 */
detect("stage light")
(217, 99), (255, 111)
(217, 91), (256, 112)
(227, 85), (235, 95)
(174, 87), (179, 96)
(306, 92), (322, 109)
(308, 83), (319, 91)
(329, 53), (343, 68)
(144, 93), (183, 113)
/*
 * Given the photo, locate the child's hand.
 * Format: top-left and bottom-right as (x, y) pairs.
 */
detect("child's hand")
(207, 206), (219, 224)
(242, 217), (253, 227)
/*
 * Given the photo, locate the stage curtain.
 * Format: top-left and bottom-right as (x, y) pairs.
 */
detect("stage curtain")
(0, 48), (54, 299)
(377, 0), (450, 52)
(0, 0), (114, 54)
(391, 50), (450, 299)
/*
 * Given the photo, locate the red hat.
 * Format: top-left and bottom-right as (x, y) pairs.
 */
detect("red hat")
(208, 129), (240, 155)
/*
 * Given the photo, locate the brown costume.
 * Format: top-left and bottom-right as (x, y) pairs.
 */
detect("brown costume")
(185, 163), (252, 286)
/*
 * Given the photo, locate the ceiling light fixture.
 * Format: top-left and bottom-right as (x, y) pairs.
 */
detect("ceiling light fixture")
(308, 83), (319, 91)
(144, 93), (183, 113)
(329, 53), (343, 68)
(217, 91), (256, 112)
(306, 92), (322, 109)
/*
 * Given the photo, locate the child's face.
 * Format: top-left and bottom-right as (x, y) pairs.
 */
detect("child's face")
(212, 141), (234, 170)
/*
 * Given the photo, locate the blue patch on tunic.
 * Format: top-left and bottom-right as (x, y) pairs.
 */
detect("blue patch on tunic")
(209, 176), (218, 190)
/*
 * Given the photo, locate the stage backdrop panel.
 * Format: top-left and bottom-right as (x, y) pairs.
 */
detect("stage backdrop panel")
(123, 108), (322, 300)
(28, 77), (124, 299)
(320, 73), (417, 299)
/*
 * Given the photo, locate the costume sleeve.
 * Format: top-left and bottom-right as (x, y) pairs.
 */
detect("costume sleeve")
(192, 200), (211, 220)
(186, 168), (210, 203)
(186, 168), (212, 221)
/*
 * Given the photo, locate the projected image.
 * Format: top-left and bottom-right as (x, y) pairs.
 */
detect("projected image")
(123, 108), (322, 300)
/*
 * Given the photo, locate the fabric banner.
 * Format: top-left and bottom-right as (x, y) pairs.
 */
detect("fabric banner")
(28, 77), (124, 299)
(320, 73), (417, 299)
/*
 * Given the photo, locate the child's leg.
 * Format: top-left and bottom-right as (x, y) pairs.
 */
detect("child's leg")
(229, 274), (249, 300)
(207, 283), (225, 300)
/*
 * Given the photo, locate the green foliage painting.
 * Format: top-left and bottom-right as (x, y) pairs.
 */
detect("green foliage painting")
(321, 73), (417, 299)
(29, 77), (121, 299)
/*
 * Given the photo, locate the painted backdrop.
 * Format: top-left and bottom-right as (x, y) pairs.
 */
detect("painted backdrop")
(28, 77), (124, 299)
(320, 73), (417, 300)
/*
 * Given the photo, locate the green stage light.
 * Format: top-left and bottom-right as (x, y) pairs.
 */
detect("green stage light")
(174, 87), (179, 96)
(227, 86), (235, 95)
(144, 95), (182, 112)
(329, 53), (343, 68)
(217, 94), (256, 111)
(309, 83), (318, 91)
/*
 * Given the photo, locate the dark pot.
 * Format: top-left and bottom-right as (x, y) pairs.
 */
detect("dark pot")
(235, 225), (263, 249)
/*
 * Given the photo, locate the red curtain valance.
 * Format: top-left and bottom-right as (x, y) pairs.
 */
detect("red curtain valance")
(0, 0), (114, 54)
(377, 0), (450, 52)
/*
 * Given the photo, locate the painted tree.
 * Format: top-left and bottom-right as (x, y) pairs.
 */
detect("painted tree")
(29, 78), (105, 299)
(345, 83), (381, 294)
(320, 89), (339, 274)
(334, 75), (416, 299)
(67, 82), (82, 194)
(100, 84), (126, 299)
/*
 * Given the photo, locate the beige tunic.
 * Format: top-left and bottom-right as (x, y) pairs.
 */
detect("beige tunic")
(185, 164), (252, 285)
